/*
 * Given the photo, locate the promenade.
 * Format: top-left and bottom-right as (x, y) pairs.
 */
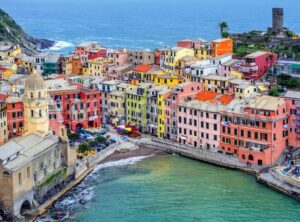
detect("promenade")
(138, 137), (262, 174)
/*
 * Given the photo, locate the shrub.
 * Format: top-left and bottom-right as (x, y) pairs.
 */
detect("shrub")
(78, 142), (89, 153)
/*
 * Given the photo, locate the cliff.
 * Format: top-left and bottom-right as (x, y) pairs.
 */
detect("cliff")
(0, 8), (54, 54)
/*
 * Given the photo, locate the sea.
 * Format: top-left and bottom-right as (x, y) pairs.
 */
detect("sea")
(1, 0), (300, 53)
(36, 155), (300, 222)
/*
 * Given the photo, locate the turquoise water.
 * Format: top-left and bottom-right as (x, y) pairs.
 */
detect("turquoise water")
(1, 0), (300, 52)
(43, 155), (300, 222)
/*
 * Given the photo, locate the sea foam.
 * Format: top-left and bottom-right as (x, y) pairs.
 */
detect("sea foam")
(49, 41), (74, 50)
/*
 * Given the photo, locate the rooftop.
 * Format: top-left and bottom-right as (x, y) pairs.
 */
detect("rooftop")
(245, 51), (269, 58)
(0, 133), (58, 172)
(284, 90), (300, 99)
(134, 64), (153, 73)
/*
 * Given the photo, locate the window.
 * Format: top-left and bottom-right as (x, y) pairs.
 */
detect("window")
(27, 167), (30, 178)
(31, 110), (34, 117)
(19, 173), (22, 185)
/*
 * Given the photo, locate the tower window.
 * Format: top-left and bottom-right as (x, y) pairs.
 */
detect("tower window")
(38, 92), (41, 98)
(31, 110), (34, 117)
(30, 92), (33, 98)
(39, 110), (42, 117)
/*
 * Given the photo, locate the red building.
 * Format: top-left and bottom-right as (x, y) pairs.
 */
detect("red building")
(220, 96), (288, 166)
(6, 97), (24, 137)
(240, 51), (278, 80)
(88, 48), (107, 60)
(49, 87), (101, 132)
(177, 39), (194, 48)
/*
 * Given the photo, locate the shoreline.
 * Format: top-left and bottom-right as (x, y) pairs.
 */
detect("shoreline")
(30, 146), (163, 221)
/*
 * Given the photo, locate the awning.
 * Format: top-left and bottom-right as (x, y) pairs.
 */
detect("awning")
(258, 85), (267, 91)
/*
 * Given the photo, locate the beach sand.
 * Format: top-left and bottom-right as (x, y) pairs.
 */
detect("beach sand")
(100, 147), (166, 163)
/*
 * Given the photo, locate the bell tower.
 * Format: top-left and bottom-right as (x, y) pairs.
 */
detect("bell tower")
(24, 72), (50, 137)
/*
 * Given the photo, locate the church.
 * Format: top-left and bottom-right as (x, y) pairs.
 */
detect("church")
(0, 72), (76, 221)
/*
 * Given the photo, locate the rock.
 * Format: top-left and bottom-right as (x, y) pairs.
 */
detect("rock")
(79, 199), (87, 205)
(0, 9), (54, 55)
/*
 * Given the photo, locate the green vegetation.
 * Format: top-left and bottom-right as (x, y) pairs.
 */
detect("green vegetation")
(235, 44), (268, 57)
(78, 142), (89, 153)
(268, 86), (281, 97)
(219, 21), (229, 38)
(276, 74), (300, 90)
(95, 135), (106, 143)
(40, 168), (67, 187)
(68, 133), (80, 140)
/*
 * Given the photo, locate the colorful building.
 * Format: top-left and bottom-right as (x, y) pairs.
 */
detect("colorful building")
(88, 57), (113, 77)
(240, 51), (278, 80)
(42, 54), (63, 76)
(211, 38), (233, 57)
(126, 83), (152, 132)
(6, 96), (24, 138)
(153, 73), (185, 87)
(163, 47), (194, 71)
(283, 90), (300, 149)
(47, 80), (101, 132)
(147, 85), (170, 137)
(0, 99), (8, 145)
(128, 50), (155, 66)
(220, 96), (288, 166)
(164, 82), (202, 140)
(109, 83), (130, 125)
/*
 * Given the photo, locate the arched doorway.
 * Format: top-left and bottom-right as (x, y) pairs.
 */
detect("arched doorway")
(76, 123), (83, 131)
(20, 200), (31, 216)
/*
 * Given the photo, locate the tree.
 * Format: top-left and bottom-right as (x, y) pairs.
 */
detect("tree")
(269, 87), (280, 97)
(68, 133), (80, 140)
(89, 140), (97, 148)
(95, 136), (106, 143)
(219, 21), (229, 37)
(222, 31), (230, 38)
(78, 142), (89, 153)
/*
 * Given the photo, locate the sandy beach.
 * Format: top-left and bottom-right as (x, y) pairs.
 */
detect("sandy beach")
(100, 147), (166, 163)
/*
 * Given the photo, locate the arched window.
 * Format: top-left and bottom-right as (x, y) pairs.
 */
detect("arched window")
(39, 110), (42, 117)
(3, 171), (10, 177)
(31, 110), (34, 117)
(38, 91), (41, 98)
(248, 154), (254, 161)
(30, 92), (33, 98)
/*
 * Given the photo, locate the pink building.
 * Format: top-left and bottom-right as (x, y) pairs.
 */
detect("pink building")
(164, 82), (202, 140)
(108, 49), (128, 66)
(177, 91), (233, 148)
(49, 100), (65, 136)
(220, 96), (288, 166)
(283, 91), (300, 149)
(220, 59), (242, 77)
(240, 51), (278, 80)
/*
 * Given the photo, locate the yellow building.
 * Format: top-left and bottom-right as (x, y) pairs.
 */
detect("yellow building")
(230, 70), (244, 79)
(157, 88), (171, 137)
(0, 64), (17, 79)
(195, 48), (210, 60)
(109, 83), (130, 125)
(201, 74), (234, 94)
(0, 44), (21, 59)
(154, 73), (185, 87)
(163, 47), (194, 72)
(147, 85), (170, 137)
(87, 57), (113, 77)
(23, 72), (50, 137)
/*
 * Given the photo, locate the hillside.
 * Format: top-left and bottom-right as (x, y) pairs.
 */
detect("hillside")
(0, 8), (54, 54)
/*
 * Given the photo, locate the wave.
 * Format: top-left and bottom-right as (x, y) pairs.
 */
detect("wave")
(49, 40), (74, 50)
(93, 155), (152, 172)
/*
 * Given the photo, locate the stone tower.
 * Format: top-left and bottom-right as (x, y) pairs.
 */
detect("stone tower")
(272, 8), (284, 31)
(24, 72), (50, 137)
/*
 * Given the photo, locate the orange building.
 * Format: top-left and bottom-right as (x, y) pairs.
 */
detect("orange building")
(211, 38), (233, 57)
(65, 55), (82, 75)
(220, 96), (288, 166)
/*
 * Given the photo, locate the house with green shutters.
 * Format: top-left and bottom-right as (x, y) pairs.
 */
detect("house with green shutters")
(126, 83), (152, 132)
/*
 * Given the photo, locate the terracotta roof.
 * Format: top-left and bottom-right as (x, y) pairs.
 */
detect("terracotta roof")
(196, 91), (233, 105)
(133, 64), (153, 73)
(196, 91), (218, 101)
